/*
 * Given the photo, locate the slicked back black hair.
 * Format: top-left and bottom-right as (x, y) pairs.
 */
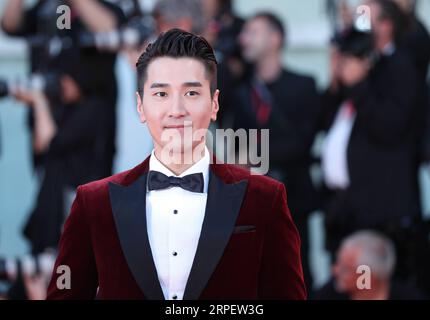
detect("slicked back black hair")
(136, 28), (218, 97)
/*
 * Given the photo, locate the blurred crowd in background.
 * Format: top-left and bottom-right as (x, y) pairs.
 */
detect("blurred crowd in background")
(0, 0), (430, 300)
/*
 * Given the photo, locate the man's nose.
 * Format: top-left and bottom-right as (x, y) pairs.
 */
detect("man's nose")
(169, 94), (187, 117)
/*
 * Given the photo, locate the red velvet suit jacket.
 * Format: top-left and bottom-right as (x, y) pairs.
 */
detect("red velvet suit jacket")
(46, 156), (306, 300)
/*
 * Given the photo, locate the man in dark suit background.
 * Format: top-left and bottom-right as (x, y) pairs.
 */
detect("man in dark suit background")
(393, 0), (430, 166)
(46, 29), (306, 300)
(227, 12), (320, 289)
(1, 0), (125, 177)
(320, 0), (428, 292)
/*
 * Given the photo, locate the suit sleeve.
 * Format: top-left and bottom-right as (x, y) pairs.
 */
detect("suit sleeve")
(349, 58), (418, 145)
(48, 99), (100, 155)
(46, 186), (98, 299)
(258, 183), (307, 299)
(269, 78), (321, 165)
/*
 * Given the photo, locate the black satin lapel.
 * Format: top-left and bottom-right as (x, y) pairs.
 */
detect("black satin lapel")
(108, 174), (164, 300)
(183, 172), (248, 300)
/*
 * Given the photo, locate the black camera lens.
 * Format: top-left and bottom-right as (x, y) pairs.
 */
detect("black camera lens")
(0, 80), (9, 98)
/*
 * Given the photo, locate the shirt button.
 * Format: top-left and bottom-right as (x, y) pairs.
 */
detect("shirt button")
(173, 209), (178, 214)
(172, 295), (178, 300)
(172, 251), (178, 256)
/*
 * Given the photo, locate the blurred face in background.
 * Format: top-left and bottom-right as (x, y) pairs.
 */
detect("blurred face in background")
(392, 0), (414, 13)
(202, 0), (219, 20)
(333, 244), (362, 294)
(155, 15), (194, 33)
(337, 53), (371, 86)
(338, 0), (355, 30)
(367, 1), (395, 50)
(239, 17), (282, 63)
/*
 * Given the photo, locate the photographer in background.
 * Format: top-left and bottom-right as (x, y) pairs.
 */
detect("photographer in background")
(319, 0), (430, 294)
(1, 0), (125, 254)
(389, 0), (430, 168)
(122, 0), (202, 70)
(1, 0), (126, 178)
(11, 54), (110, 254)
(233, 12), (321, 289)
(201, 0), (247, 129)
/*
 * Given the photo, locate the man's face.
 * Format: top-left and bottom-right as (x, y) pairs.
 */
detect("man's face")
(368, 2), (382, 37)
(393, 0), (413, 13)
(239, 18), (279, 62)
(137, 57), (219, 158)
(366, 1), (394, 47)
(333, 244), (361, 294)
(338, 53), (371, 86)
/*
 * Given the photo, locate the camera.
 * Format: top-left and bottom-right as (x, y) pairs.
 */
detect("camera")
(332, 27), (378, 62)
(27, 15), (155, 58)
(0, 72), (62, 102)
(0, 80), (8, 99)
(77, 16), (155, 51)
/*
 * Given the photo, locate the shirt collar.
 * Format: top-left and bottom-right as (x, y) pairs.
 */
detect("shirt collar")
(149, 146), (210, 194)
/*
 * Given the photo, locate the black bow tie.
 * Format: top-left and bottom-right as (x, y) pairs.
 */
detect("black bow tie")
(147, 170), (204, 193)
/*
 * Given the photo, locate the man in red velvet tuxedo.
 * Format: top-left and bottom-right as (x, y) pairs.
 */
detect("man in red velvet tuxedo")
(47, 29), (306, 300)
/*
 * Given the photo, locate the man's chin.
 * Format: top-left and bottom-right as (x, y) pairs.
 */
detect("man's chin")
(158, 143), (195, 164)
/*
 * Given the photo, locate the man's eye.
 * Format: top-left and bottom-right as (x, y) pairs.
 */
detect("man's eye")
(185, 91), (200, 97)
(155, 92), (167, 97)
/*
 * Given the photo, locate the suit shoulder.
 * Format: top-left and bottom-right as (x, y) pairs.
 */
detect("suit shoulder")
(283, 69), (316, 87)
(78, 168), (133, 195)
(391, 51), (418, 73)
(78, 156), (149, 195)
(221, 164), (287, 214)
(222, 163), (283, 193)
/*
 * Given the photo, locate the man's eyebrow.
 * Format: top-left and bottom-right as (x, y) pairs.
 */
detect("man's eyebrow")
(183, 81), (203, 87)
(150, 83), (170, 88)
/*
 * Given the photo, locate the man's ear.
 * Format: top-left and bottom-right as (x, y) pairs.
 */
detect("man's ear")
(136, 91), (146, 123)
(210, 89), (220, 122)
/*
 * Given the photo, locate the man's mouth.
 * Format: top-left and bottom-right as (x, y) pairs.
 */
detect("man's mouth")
(164, 124), (192, 129)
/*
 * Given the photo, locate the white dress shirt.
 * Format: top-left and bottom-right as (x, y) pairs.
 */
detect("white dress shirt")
(146, 147), (210, 300)
(322, 101), (356, 190)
